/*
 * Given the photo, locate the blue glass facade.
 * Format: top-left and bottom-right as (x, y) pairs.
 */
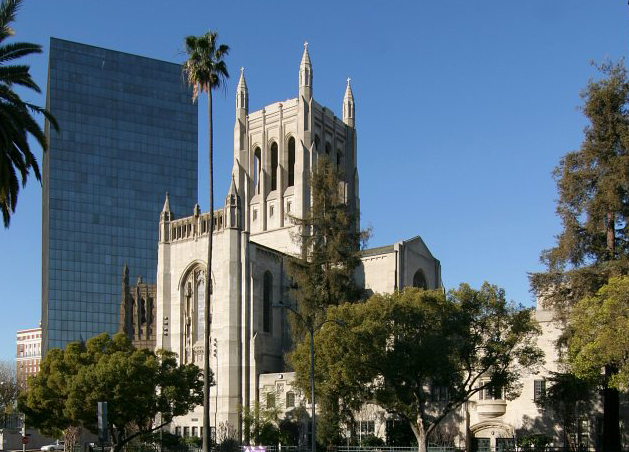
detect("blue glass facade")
(42, 38), (198, 352)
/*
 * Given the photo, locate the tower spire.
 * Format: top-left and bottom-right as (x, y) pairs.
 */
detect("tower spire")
(162, 192), (171, 214)
(236, 67), (248, 113)
(159, 192), (173, 242)
(343, 77), (355, 128)
(299, 41), (312, 99)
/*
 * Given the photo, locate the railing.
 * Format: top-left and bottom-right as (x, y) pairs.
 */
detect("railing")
(241, 446), (461, 452)
(169, 209), (226, 243)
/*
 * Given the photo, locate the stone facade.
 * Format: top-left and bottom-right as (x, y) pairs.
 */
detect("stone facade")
(157, 44), (442, 438)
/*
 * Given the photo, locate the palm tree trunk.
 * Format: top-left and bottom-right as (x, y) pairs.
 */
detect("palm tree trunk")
(203, 89), (215, 452)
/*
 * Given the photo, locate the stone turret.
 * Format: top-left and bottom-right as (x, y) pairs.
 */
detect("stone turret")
(343, 78), (355, 128)
(236, 67), (248, 119)
(159, 192), (173, 243)
(225, 175), (241, 229)
(299, 42), (312, 100)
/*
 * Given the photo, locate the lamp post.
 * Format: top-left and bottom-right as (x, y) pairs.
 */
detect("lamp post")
(274, 300), (345, 452)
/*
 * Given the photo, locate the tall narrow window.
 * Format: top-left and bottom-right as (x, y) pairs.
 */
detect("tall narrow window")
(325, 142), (331, 156)
(336, 151), (342, 169)
(263, 271), (273, 333)
(288, 137), (295, 187)
(271, 142), (278, 191)
(254, 147), (261, 194)
(534, 380), (546, 401)
(314, 135), (320, 152)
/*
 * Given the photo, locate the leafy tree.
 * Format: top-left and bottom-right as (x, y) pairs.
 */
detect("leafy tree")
(241, 401), (279, 446)
(287, 154), (366, 326)
(286, 155), (368, 445)
(0, 0), (58, 227)
(18, 333), (205, 452)
(291, 285), (542, 452)
(183, 30), (229, 452)
(536, 372), (595, 452)
(0, 360), (21, 414)
(530, 60), (629, 452)
(570, 276), (629, 390)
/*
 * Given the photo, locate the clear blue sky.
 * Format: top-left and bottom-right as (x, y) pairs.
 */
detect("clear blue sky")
(0, 0), (627, 362)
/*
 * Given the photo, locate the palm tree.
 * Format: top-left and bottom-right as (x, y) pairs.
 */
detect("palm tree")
(0, 0), (57, 227)
(183, 31), (229, 452)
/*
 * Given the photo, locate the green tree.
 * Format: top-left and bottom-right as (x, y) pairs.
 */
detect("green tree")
(18, 333), (205, 452)
(530, 60), (629, 452)
(183, 30), (229, 452)
(287, 154), (365, 325)
(291, 285), (542, 452)
(286, 155), (367, 445)
(241, 401), (280, 446)
(570, 276), (629, 390)
(0, 0), (58, 227)
(0, 360), (21, 414)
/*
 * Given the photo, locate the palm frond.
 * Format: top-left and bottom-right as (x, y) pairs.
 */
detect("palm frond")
(0, 41), (41, 63)
(0, 0), (56, 227)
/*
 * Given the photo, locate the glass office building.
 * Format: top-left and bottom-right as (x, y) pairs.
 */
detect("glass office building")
(42, 38), (198, 352)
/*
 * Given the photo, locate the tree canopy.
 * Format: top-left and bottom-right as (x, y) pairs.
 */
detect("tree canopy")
(0, 360), (21, 414)
(530, 60), (629, 314)
(287, 154), (366, 328)
(529, 60), (629, 452)
(19, 333), (205, 452)
(0, 0), (58, 227)
(569, 276), (629, 390)
(289, 285), (543, 452)
(285, 154), (368, 445)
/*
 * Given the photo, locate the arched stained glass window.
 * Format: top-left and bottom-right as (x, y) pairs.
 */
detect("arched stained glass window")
(271, 142), (278, 191)
(254, 147), (262, 194)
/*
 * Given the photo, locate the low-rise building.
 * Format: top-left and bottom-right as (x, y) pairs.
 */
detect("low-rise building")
(16, 326), (42, 385)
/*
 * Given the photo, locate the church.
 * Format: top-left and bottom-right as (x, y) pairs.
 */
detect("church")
(153, 43), (443, 437)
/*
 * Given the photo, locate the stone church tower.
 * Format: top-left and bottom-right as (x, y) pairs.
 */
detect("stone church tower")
(232, 43), (359, 255)
(155, 44), (441, 439)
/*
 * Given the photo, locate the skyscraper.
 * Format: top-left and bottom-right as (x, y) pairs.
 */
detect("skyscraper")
(42, 38), (198, 352)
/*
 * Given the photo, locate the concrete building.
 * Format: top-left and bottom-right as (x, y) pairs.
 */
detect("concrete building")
(157, 43), (442, 438)
(42, 38), (198, 353)
(16, 326), (42, 385)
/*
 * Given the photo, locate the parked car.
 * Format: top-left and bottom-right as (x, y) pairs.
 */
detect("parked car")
(41, 441), (64, 451)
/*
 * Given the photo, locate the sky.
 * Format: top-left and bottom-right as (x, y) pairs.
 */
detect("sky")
(0, 0), (627, 362)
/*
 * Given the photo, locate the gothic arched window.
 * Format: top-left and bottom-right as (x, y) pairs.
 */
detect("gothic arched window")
(412, 269), (428, 290)
(181, 266), (206, 364)
(271, 142), (278, 191)
(263, 271), (273, 333)
(288, 137), (295, 187)
(254, 147), (262, 194)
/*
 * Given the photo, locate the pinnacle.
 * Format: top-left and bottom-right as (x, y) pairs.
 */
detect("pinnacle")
(162, 192), (171, 212)
(237, 67), (247, 90)
(300, 41), (312, 67)
(344, 77), (354, 101)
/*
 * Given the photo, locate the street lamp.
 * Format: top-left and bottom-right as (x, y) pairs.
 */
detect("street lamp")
(274, 300), (345, 452)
